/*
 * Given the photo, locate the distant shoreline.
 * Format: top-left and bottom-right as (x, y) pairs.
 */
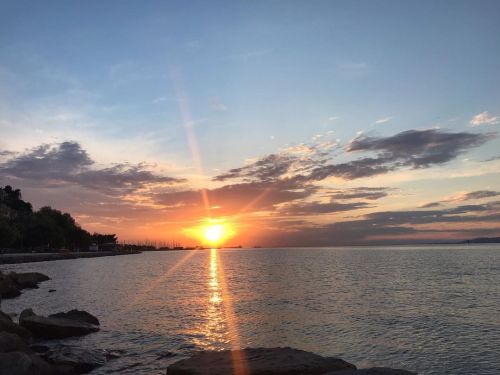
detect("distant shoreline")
(0, 250), (141, 265)
(2, 242), (499, 265)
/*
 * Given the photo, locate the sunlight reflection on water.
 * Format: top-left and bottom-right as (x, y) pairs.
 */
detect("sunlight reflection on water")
(198, 248), (228, 349)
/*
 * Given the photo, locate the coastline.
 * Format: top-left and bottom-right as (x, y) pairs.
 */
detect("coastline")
(0, 250), (141, 265)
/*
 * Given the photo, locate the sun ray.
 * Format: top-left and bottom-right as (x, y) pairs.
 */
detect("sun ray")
(171, 68), (211, 218)
(170, 70), (247, 372)
(123, 250), (197, 312)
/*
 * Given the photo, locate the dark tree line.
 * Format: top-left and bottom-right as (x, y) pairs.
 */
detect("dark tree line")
(0, 185), (117, 251)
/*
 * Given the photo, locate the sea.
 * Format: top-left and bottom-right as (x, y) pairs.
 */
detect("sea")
(2, 245), (500, 374)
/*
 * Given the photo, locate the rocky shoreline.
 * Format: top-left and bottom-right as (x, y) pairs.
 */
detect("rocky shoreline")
(0, 269), (418, 374)
(0, 250), (141, 265)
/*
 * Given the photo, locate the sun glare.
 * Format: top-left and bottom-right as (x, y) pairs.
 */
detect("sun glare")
(184, 218), (236, 247)
(203, 224), (225, 244)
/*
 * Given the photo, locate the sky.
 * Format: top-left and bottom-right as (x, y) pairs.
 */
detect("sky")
(1, 0), (499, 246)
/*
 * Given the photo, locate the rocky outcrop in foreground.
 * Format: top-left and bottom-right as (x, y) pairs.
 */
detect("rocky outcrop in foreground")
(19, 309), (100, 339)
(49, 309), (100, 326)
(0, 271), (50, 299)
(166, 347), (417, 375)
(0, 305), (107, 374)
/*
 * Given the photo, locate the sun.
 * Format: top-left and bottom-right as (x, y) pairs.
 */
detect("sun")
(184, 218), (236, 247)
(203, 224), (225, 244)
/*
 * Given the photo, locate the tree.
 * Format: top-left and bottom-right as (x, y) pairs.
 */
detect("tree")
(91, 233), (117, 244)
(0, 186), (114, 251)
(0, 218), (17, 247)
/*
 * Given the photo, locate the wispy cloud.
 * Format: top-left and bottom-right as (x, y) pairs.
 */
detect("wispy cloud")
(337, 61), (369, 78)
(374, 116), (393, 124)
(152, 96), (174, 104)
(228, 49), (273, 62)
(470, 111), (499, 126)
(209, 97), (228, 112)
(420, 190), (500, 208)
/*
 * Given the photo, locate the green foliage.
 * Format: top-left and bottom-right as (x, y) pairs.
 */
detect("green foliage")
(0, 185), (117, 251)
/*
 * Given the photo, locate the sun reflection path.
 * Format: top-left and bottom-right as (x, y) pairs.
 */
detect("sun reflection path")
(203, 248), (249, 375)
(198, 248), (227, 348)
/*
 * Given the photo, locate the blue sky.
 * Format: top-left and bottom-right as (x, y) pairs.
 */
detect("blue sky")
(1, 1), (499, 245)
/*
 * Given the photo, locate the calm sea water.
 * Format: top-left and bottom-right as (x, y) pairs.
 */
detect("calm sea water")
(2, 246), (500, 374)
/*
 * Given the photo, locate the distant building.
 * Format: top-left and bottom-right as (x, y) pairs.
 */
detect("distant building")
(89, 243), (99, 251)
(100, 242), (117, 252)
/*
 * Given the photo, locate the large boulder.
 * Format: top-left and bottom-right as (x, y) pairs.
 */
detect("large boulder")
(0, 310), (13, 322)
(0, 274), (21, 299)
(167, 347), (356, 375)
(0, 351), (55, 375)
(19, 309), (99, 339)
(8, 272), (50, 289)
(330, 368), (417, 375)
(42, 345), (107, 374)
(0, 311), (32, 342)
(0, 332), (30, 353)
(49, 310), (99, 326)
(0, 271), (50, 299)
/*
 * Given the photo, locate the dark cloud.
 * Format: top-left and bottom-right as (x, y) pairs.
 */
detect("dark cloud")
(421, 190), (500, 208)
(0, 141), (183, 195)
(308, 129), (492, 180)
(260, 202), (500, 246)
(483, 155), (500, 162)
(420, 202), (442, 208)
(280, 201), (371, 216)
(76, 164), (181, 193)
(0, 142), (93, 179)
(329, 187), (389, 201)
(215, 129), (492, 183)
(346, 129), (491, 167)
(213, 154), (302, 182)
(461, 190), (500, 200)
(308, 157), (393, 180)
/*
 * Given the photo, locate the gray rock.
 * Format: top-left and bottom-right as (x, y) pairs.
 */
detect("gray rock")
(0, 313), (32, 342)
(0, 275), (21, 299)
(0, 310), (13, 322)
(49, 310), (99, 326)
(166, 347), (356, 375)
(43, 345), (107, 374)
(19, 309), (99, 339)
(0, 351), (55, 375)
(8, 272), (50, 289)
(30, 345), (50, 354)
(0, 332), (30, 353)
(331, 368), (417, 375)
(0, 272), (50, 299)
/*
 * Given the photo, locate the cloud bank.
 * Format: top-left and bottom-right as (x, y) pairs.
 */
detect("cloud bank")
(1, 128), (498, 245)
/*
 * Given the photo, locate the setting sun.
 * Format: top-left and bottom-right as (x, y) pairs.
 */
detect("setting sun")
(184, 219), (236, 247)
(203, 224), (225, 244)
